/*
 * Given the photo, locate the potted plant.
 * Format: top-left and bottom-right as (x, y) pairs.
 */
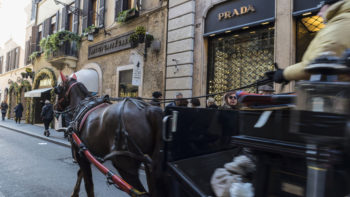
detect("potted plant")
(83, 25), (99, 36)
(135, 26), (146, 43)
(145, 34), (154, 48)
(29, 51), (41, 62)
(129, 33), (139, 48)
(116, 8), (138, 23)
(21, 72), (27, 79)
(39, 30), (82, 59)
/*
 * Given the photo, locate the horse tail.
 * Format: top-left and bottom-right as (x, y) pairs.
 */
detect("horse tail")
(145, 105), (165, 197)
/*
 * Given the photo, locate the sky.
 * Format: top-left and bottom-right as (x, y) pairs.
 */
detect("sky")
(0, 0), (30, 48)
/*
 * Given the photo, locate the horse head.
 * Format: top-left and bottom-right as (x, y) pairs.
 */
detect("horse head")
(54, 72), (90, 112)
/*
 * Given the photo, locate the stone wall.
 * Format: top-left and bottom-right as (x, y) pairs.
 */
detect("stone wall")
(77, 5), (168, 98)
(165, 0), (195, 99)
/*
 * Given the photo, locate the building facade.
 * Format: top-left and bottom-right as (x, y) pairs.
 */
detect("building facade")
(0, 38), (33, 122)
(25, 0), (168, 123)
(165, 0), (324, 105)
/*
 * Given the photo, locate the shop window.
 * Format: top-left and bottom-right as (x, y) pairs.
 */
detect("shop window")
(118, 69), (138, 97)
(207, 25), (275, 104)
(296, 14), (325, 62)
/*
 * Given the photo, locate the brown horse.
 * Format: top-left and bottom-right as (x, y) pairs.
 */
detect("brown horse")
(54, 74), (165, 197)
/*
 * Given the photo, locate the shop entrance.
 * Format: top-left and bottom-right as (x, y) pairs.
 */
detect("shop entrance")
(207, 25), (275, 104)
(33, 91), (51, 124)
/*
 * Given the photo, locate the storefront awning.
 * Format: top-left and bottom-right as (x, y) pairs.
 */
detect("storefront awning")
(24, 88), (52, 98)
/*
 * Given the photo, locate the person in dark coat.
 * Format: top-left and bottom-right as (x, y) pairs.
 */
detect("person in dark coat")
(1, 101), (8, 121)
(150, 91), (162, 107)
(220, 91), (239, 110)
(14, 102), (24, 124)
(41, 100), (54, 137)
(166, 92), (183, 107)
(190, 98), (201, 108)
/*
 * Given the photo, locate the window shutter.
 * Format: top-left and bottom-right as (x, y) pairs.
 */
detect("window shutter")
(31, 26), (39, 52)
(24, 40), (31, 65)
(98, 0), (105, 28)
(55, 11), (59, 32)
(115, 0), (123, 20)
(5, 53), (9, 72)
(61, 6), (68, 31)
(73, 0), (80, 33)
(10, 50), (15, 70)
(43, 18), (51, 38)
(82, 0), (89, 31)
(15, 48), (20, 69)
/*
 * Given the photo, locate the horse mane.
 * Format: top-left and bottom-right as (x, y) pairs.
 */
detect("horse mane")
(68, 78), (91, 98)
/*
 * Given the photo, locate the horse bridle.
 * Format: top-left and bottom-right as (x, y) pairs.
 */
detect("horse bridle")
(55, 81), (80, 115)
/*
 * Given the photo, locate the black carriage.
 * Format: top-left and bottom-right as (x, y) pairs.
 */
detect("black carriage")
(159, 50), (350, 197)
(161, 95), (350, 197)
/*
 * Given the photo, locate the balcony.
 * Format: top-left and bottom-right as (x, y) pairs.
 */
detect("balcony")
(47, 41), (78, 69)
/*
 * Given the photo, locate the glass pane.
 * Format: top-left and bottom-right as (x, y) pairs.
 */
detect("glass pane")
(119, 69), (138, 98)
(208, 26), (275, 104)
(296, 15), (324, 62)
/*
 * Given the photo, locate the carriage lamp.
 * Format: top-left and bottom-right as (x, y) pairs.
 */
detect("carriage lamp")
(295, 81), (350, 114)
(295, 51), (350, 114)
(290, 50), (350, 144)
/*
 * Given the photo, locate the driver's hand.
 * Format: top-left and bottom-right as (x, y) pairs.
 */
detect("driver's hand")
(265, 69), (289, 84)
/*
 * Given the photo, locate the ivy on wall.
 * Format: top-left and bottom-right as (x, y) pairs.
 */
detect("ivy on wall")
(7, 80), (32, 121)
(19, 80), (32, 123)
(30, 68), (57, 124)
(7, 82), (19, 119)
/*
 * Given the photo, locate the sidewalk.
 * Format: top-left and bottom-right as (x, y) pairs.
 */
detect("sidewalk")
(0, 118), (70, 148)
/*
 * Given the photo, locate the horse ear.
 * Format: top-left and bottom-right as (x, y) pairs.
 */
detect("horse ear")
(72, 73), (77, 80)
(60, 71), (67, 82)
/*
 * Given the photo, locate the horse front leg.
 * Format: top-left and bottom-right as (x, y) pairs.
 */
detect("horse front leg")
(71, 169), (83, 197)
(81, 160), (94, 197)
(71, 147), (94, 197)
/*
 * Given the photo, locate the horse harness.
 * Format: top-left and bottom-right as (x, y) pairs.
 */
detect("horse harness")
(65, 96), (153, 165)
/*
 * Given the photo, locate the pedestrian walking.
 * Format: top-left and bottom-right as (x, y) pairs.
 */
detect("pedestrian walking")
(41, 100), (54, 137)
(14, 102), (24, 124)
(1, 101), (8, 121)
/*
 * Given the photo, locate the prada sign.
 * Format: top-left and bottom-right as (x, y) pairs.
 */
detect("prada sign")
(218, 5), (256, 20)
(205, 0), (275, 36)
(88, 32), (132, 59)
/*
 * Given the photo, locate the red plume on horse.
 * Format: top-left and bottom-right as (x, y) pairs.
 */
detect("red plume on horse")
(54, 74), (165, 197)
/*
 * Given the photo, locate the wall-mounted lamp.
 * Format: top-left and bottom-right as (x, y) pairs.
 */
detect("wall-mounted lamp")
(53, 0), (82, 16)
(87, 34), (94, 42)
(151, 40), (161, 52)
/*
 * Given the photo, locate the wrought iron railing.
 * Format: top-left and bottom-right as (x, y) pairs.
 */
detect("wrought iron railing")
(47, 41), (78, 60)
